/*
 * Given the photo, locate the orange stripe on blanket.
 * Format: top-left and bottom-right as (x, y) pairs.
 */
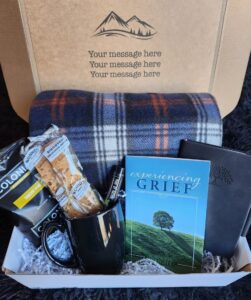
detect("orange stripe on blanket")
(59, 90), (67, 120)
(51, 90), (61, 121)
(163, 123), (169, 151)
(150, 94), (161, 155)
(157, 94), (169, 153)
(103, 99), (116, 105)
(155, 124), (161, 156)
(33, 97), (88, 107)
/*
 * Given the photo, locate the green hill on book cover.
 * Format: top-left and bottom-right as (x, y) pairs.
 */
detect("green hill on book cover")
(126, 220), (204, 273)
(125, 156), (210, 274)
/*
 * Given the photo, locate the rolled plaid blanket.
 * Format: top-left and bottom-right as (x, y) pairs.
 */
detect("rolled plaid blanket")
(29, 90), (222, 194)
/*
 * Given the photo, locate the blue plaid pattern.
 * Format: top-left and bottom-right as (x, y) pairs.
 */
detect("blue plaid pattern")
(29, 90), (222, 194)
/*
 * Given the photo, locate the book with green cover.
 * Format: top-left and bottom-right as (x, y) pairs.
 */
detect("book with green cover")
(125, 156), (210, 273)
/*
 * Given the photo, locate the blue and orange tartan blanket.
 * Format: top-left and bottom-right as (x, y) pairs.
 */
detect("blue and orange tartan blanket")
(29, 90), (222, 193)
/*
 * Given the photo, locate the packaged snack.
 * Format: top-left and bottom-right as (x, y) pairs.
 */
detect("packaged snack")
(104, 166), (124, 208)
(24, 125), (103, 218)
(0, 139), (59, 245)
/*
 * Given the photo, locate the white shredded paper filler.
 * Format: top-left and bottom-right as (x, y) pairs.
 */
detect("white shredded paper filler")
(18, 230), (234, 275)
(18, 230), (80, 275)
(202, 250), (234, 273)
(121, 259), (174, 275)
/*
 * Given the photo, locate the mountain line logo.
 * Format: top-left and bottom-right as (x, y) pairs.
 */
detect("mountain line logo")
(94, 11), (156, 40)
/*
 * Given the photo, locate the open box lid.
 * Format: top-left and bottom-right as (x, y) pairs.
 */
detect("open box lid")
(2, 227), (251, 289)
(0, 0), (251, 121)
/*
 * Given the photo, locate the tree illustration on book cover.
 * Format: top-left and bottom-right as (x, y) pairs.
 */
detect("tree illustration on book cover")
(125, 156), (210, 274)
(153, 211), (174, 231)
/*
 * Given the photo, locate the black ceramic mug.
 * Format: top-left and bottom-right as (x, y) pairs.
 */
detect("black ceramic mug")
(41, 201), (125, 274)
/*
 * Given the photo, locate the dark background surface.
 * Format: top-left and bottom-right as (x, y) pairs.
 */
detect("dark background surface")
(0, 55), (251, 299)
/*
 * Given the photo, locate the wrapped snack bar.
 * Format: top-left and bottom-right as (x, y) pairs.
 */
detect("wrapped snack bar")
(23, 125), (103, 218)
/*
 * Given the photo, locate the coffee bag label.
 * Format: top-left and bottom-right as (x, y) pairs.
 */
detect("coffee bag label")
(0, 162), (29, 200)
(31, 204), (60, 238)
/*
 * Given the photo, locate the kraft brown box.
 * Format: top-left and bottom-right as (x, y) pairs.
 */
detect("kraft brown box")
(2, 227), (251, 288)
(0, 0), (251, 121)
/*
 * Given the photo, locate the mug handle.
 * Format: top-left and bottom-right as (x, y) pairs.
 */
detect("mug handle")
(41, 221), (78, 268)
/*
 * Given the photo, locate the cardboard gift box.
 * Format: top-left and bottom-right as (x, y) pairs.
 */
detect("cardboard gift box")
(0, 0), (251, 121)
(1, 0), (251, 290)
(2, 227), (251, 289)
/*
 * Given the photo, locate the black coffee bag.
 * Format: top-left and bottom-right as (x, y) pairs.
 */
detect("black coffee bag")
(0, 139), (59, 245)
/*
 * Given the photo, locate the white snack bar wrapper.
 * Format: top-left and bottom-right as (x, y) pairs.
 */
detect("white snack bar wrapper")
(24, 125), (103, 218)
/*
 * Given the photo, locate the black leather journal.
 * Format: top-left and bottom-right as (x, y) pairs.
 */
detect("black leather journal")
(179, 140), (251, 257)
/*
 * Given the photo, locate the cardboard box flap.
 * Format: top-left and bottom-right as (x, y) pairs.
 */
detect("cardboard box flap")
(233, 236), (251, 271)
(2, 227), (24, 274)
(8, 272), (250, 289)
(1, 0), (251, 120)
